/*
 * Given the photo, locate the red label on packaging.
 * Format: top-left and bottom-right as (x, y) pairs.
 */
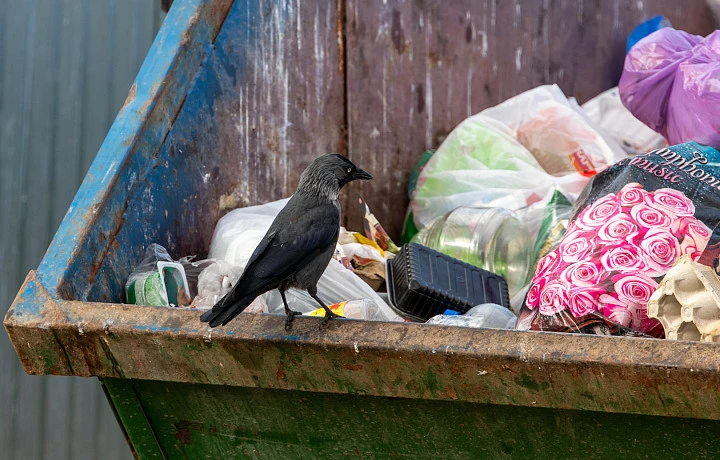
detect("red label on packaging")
(570, 149), (597, 177)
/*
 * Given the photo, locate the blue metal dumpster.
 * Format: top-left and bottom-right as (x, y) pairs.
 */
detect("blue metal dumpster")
(5, 0), (720, 457)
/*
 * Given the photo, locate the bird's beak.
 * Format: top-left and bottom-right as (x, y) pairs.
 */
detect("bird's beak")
(353, 168), (373, 181)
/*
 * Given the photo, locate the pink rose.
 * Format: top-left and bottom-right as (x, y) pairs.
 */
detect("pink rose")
(648, 188), (695, 217)
(639, 228), (681, 276)
(560, 260), (608, 287)
(558, 231), (597, 264)
(575, 194), (621, 230)
(597, 214), (639, 243)
(567, 287), (603, 317)
(599, 293), (632, 328)
(600, 246), (644, 273)
(538, 279), (570, 316)
(673, 217), (711, 260)
(617, 183), (647, 207)
(629, 203), (672, 229)
(533, 249), (561, 279)
(686, 219), (711, 246)
(525, 280), (544, 310)
(627, 303), (661, 334)
(612, 273), (659, 306)
(680, 236), (704, 261)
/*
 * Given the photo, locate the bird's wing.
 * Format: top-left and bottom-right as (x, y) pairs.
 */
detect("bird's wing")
(248, 204), (339, 281)
(201, 204), (339, 327)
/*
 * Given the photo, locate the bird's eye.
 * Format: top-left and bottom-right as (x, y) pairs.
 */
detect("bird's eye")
(347, 167), (352, 173)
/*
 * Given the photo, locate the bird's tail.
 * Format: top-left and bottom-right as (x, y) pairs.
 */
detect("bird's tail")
(199, 288), (257, 328)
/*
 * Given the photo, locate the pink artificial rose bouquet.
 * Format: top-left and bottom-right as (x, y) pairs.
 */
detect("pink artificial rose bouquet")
(522, 182), (710, 336)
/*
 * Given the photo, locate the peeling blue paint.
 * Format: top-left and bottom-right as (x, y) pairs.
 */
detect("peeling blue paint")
(10, 277), (43, 318)
(35, 0), (223, 302)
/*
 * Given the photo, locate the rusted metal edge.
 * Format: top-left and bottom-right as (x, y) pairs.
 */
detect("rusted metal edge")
(6, 281), (720, 420)
(35, 0), (234, 302)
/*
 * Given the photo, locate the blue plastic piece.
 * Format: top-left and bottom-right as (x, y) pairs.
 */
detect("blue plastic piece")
(627, 15), (671, 53)
(443, 309), (460, 316)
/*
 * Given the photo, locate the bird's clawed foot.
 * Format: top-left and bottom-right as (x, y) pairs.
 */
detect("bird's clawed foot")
(320, 307), (342, 328)
(284, 310), (302, 331)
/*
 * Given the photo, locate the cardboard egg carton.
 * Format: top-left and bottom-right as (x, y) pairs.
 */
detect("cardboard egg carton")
(647, 256), (720, 342)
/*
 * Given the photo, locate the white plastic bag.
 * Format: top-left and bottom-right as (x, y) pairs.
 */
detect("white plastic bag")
(484, 85), (626, 176)
(340, 243), (386, 264)
(411, 85), (627, 231)
(263, 259), (404, 321)
(208, 198), (290, 267)
(582, 87), (667, 156)
(190, 260), (268, 313)
(209, 199), (402, 322)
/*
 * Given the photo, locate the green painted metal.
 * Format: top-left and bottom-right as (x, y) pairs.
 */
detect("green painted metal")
(9, 294), (720, 423)
(104, 377), (720, 459)
(103, 380), (166, 459)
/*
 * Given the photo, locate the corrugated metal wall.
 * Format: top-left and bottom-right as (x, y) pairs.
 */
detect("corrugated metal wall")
(0, 1), (163, 458)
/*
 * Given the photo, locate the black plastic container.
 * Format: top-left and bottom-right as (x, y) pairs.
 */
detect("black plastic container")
(386, 243), (510, 321)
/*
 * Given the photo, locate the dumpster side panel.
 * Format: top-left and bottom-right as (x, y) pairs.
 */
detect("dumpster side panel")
(85, 0), (346, 303)
(344, 0), (715, 237)
(34, 0), (345, 304)
(103, 377), (720, 459)
(36, 0), (234, 302)
(9, 297), (720, 421)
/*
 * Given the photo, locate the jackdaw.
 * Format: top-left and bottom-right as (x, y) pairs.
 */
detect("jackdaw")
(200, 154), (373, 329)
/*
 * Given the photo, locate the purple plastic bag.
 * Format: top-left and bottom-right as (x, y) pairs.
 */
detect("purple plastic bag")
(619, 28), (720, 149)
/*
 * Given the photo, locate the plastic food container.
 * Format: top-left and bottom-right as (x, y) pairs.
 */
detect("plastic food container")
(386, 243), (510, 321)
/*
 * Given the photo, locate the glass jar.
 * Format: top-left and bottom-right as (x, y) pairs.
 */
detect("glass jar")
(412, 207), (531, 296)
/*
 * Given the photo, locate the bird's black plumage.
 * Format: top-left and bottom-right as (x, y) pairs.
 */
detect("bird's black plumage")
(200, 154), (372, 328)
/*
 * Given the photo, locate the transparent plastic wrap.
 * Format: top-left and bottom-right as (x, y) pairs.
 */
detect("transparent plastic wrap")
(306, 299), (390, 321)
(125, 244), (191, 307)
(517, 142), (720, 337)
(263, 259), (403, 322)
(426, 304), (517, 329)
(619, 28), (720, 148)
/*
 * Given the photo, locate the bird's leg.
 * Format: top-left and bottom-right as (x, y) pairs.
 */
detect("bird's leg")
(281, 290), (301, 331)
(309, 291), (341, 327)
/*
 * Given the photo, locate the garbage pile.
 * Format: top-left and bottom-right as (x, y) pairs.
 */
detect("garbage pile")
(124, 19), (720, 341)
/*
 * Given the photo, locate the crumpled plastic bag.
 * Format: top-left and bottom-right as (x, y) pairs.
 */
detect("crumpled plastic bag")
(626, 15), (671, 53)
(582, 87), (667, 156)
(209, 199), (403, 322)
(619, 28), (720, 148)
(410, 85), (626, 232)
(190, 259), (269, 313)
(304, 299), (390, 321)
(426, 303), (517, 329)
(263, 258), (403, 320)
(209, 199), (290, 267)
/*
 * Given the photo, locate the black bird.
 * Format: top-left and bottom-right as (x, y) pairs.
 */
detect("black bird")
(200, 154), (373, 329)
